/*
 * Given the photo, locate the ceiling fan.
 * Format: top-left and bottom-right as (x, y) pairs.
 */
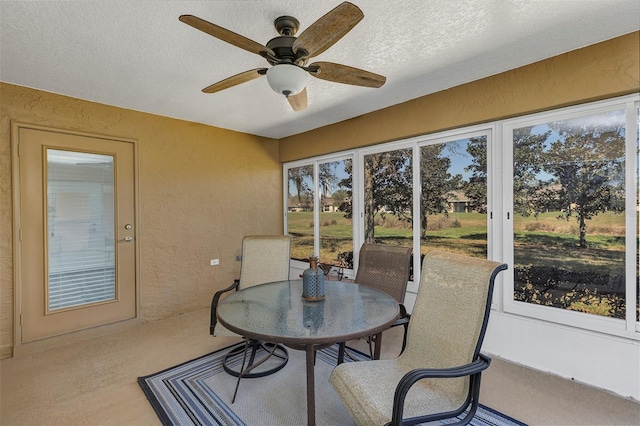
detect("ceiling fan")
(179, 2), (386, 112)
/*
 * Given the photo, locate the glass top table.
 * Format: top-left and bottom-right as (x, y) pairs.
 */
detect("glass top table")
(217, 279), (399, 426)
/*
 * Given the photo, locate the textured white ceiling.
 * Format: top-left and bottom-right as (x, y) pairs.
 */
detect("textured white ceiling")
(1, 1), (638, 139)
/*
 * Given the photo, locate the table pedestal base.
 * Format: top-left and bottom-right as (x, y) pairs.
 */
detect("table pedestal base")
(293, 334), (383, 426)
(305, 345), (316, 426)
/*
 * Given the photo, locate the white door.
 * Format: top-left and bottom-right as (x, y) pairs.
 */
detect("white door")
(17, 126), (136, 343)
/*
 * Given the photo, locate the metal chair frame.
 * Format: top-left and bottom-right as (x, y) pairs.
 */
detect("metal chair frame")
(209, 235), (291, 402)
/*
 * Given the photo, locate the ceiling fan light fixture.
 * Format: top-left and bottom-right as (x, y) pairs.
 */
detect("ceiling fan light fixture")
(266, 64), (307, 97)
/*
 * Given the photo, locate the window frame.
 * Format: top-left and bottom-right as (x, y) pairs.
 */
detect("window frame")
(356, 138), (415, 282)
(414, 127), (499, 301)
(501, 95), (639, 338)
(283, 152), (356, 277)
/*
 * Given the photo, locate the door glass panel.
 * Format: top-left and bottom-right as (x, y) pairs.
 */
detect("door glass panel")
(512, 110), (626, 318)
(419, 137), (488, 264)
(319, 159), (353, 270)
(47, 149), (115, 311)
(287, 165), (314, 262)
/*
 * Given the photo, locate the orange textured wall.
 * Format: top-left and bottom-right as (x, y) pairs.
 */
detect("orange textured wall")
(279, 32), (640, 162)
(1, 32), (638, 357)
(0, 84), (282, 357)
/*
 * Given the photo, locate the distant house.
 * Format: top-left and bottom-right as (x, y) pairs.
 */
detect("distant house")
(288, 195), (341, 212)
(447, 190), (471, 213)
(287, 198), (305, 212)
(321, 195), (338, 212)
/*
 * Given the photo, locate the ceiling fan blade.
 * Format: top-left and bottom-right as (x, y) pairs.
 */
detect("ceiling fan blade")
(309, 62), (386, 88)
(202, 68), (268, 94)
(287, 87), (308, 111)
(292, 2), (363, 59)
(179, 15), (275, 58)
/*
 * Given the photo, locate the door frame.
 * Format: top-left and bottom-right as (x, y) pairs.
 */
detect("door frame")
(11, 122), (141, 354)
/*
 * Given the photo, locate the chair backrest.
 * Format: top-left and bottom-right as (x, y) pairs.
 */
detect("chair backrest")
(238, 235), (291, 290)
(355, 243), (412, 303)
(403, 251), (507, 396)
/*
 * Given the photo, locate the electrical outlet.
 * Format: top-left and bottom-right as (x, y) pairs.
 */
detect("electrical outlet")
(210, 259), (220, 266)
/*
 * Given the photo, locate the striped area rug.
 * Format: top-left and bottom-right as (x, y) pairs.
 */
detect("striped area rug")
(138, 344), (526, 426)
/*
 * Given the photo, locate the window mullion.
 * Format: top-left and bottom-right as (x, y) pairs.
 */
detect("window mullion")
(412, 144), (421, 287)
(313, 162), (320, 258)
(625, 101), (639, 331)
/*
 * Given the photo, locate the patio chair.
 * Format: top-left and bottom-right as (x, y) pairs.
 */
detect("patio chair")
(330, 250), (507, 426)
(338, 243), (412, 362)
(210, 235), (291, 388)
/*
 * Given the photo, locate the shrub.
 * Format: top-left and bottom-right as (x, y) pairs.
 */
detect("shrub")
(322, 238), (337, 252)
(426, 216), (460, 231)
(514, 265), (627, 319)
(382, 216), (411, 229)
(426, 217), (448, 231)
(337, 251), (354, 269)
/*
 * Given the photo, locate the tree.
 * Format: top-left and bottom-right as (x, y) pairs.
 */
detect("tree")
(318, 161), (339, 211)
(546, 114), (625, 247)
(331, 189), (350, 207)
(512, 127), (549, 217)
(420, 144), (461, 237)
(335, 159), (353, 218)
(363, 149), (412, 242)
(318, 161), (338, 196)
(288, 165), (313, 210)
(288, 163), (339, 211)
(463, 137), (489, 213)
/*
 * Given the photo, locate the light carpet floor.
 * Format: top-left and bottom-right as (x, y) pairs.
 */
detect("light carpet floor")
(1, 308), (638, 425)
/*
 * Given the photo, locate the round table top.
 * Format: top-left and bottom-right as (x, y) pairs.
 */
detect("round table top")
(217, 279), (399, 347)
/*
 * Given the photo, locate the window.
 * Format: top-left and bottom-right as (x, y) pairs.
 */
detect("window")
(47, 149), (116, 310)
(285, 156), (354, 275)
(511, 110), (626, 318)
(284, 94), (639, 338)
(362, 147), (413, 246)
(419, 136), (488, 261)
(636, 105), (639, 324)
(319, 159), (353, 269)
(287, 164), (314, 262)
(503, 98), (639, 334)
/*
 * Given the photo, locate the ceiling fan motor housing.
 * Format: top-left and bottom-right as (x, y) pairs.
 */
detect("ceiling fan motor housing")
(266, 64), (307, 96)
(265, 36), (307, 66)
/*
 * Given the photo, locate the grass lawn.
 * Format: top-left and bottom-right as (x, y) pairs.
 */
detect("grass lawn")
(288, 210), (626, 268)
(288, 209), (631, 319)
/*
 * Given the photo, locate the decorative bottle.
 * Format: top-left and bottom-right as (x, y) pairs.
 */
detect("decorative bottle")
(302, 255), (325, 301)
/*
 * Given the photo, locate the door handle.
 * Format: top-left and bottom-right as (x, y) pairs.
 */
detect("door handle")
(118, 236), (133, 242)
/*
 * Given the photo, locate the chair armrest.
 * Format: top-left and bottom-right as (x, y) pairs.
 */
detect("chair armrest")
(391, 315), (409, 328)
(210, 279), (240, 335)
(398, 304), (409, 319)
(393, 304), (410, 326)
(388, 354), (491, 426)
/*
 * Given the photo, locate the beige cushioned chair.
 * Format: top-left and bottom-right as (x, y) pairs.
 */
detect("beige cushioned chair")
(210, 235), (291, 382)
(329, 250), (507, 426)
